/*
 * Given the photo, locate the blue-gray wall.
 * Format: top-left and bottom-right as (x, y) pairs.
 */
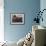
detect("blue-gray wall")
(4, 0), (40, 42)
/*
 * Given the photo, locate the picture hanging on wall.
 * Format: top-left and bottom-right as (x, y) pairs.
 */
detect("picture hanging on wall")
(11, 13), (24, 24)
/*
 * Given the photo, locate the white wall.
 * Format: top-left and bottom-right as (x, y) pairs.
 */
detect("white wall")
(40, 0), (46, 9)
(0, 0), (4, 42)
(40, 0), (46, 45)
(40, 0), (46, 27)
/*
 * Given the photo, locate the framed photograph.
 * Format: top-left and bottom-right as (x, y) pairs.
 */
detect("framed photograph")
(11, 13), (24, 24)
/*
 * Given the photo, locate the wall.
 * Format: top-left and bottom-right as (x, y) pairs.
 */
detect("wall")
(0, 0), (4, 42)
(4, 0), (40, 42)
(40, 0), (46, 27)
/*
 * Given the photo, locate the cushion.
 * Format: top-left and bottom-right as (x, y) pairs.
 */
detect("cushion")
(17, 37), (25, 46)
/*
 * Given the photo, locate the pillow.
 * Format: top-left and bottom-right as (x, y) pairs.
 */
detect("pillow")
(17, 37), (25, 46)
(23, 32), (34, 46)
